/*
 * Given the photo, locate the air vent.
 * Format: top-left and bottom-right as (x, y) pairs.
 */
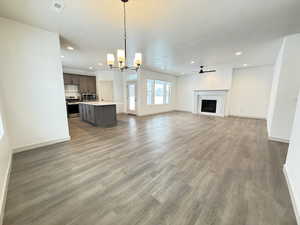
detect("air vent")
(52, 0), (64, 13)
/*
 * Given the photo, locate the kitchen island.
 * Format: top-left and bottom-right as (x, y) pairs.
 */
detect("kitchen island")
(79, 102), (117, 127)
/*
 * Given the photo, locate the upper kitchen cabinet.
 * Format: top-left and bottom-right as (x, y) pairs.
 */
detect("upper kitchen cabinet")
(87, 76), (96, 93)
(79, 75), (96, 94)
(63, 74), (80, 85)
(79, 76), (88, 93)
(64, 74), (97, 94)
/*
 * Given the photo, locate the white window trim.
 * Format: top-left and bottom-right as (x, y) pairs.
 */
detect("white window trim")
(146, 79), (171, 105)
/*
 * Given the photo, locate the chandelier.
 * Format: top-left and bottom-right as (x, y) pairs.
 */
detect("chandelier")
(107, 0), (142, 72)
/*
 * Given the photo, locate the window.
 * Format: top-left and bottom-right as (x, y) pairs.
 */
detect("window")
(147, 79), (171, 105)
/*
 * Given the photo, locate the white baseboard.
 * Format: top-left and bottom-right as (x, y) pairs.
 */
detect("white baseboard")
(269, 136), (290, 144)
(0, 153), (12, 225)
(137, 110), (176, 117)
(175, 109), (192, 113)
(283, 165), (300, 224)
(13, 136), (71, 154)
(229, 114), (266, 120)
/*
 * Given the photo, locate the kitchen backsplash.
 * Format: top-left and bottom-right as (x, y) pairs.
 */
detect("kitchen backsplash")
(64, 85), (80, 98)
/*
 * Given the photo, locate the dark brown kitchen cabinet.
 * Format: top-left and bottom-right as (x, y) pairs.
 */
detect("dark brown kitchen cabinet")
(63, 74), (96, 94)
(71, 76), (80, 85)
(63, 74), (72, 84)
(79, 76), (96, 93)
(63, 74), (79, 85)
(79, 76), (88, 93)
(87, 76), (96, 93)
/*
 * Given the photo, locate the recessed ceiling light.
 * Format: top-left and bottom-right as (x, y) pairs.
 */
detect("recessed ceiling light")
(89, 66), (93, 70)
(243, 64), (248, 67)
(235, 51), (243, 56)
(61, 55), (64, 58)
(191, 61), (195, 64)
(67, 46), (74, 51)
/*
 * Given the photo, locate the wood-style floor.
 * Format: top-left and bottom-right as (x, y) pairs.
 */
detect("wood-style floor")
(3, 112), (297, 225)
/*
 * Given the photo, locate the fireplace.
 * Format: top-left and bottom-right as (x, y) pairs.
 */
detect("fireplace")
(193, 90), (229, 117)
(201, 100), (217, 113)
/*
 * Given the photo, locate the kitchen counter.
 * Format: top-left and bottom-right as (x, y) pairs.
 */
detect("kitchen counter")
(79, 101), (117, 106)
(67, 102), (81, 105)
(79, 102), (117, 127)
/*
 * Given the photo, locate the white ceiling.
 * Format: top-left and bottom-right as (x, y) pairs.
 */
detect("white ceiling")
(0, 0), (300, 76)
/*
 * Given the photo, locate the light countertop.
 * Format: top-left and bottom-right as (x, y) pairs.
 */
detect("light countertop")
(79, 102), (117, 106)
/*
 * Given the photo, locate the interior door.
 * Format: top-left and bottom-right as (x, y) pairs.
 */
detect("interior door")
(127, 82), (137, 115)
(99, 81), (113, 102)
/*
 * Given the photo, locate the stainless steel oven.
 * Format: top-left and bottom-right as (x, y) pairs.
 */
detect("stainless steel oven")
(66, 98), (80, 118)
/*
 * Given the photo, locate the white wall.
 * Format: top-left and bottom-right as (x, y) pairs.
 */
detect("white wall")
(268, 40), (285, 133)
(137, 70), (177, 116)
(285, 91), (300, 224)
(267, 34), (300, 142)
(0, 17), (70, 152)
(229, 66), (273, 119)
(95, 70), (125, 113)
(0, 91), (12, 224)
(176, 66), (233, 112)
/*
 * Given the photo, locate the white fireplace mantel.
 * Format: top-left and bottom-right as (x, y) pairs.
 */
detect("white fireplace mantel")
(193, 90), (229, 117)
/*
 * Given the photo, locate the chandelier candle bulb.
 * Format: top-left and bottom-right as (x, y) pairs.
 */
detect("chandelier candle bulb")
(134, 53), (142, 66)
(117, 49), (126, 63)
(107, 54), (115, 66)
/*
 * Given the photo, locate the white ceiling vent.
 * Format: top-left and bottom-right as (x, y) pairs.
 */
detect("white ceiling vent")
(52, 0), (64, 13)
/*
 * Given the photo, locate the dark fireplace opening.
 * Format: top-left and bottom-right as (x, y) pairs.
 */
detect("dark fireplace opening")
(201, 100), (217, 113)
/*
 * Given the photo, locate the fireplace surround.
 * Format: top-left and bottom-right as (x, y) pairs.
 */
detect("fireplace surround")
(193, 90), (229, 117)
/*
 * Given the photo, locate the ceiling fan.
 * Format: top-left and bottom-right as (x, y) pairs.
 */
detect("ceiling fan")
(195, 66), (216, 74)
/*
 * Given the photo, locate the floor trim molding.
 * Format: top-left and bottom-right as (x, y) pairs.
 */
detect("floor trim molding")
(175, 110), (192, 113)
(283, 165), (300, 225)
(269, 136), (290, 143)
(229, 114), (266, 120)
(0, 153), (12, 225)
(13, 136), (71, 154)
(137, 110), (176, 117)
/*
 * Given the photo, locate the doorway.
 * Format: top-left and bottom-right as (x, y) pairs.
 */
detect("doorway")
(127, 82), (137, 115)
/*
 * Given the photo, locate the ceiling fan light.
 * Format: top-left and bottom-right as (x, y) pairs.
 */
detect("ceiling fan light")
(134, 53), (142, 66)
(107, 54), (115, 66)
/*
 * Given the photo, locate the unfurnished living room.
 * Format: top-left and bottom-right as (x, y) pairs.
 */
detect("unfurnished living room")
(1, 0), (300, 225)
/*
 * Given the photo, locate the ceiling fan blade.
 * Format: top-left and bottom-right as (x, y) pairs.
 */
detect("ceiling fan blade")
(205, 70), (217, 73)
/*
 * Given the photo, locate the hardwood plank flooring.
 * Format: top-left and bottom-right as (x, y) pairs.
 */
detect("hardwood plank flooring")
(3, 112), (297, 225)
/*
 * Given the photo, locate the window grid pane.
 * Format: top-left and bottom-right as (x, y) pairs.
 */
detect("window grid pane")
(147, 80), (154, 104)
(155, 80), (165, 104)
